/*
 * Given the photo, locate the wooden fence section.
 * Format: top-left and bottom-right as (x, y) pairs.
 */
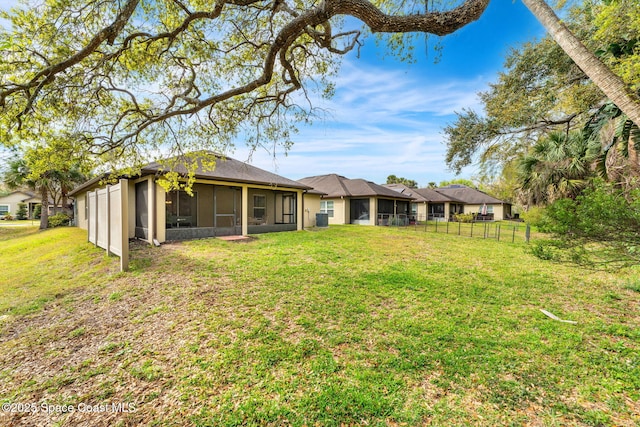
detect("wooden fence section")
(87, 179), (129, 271)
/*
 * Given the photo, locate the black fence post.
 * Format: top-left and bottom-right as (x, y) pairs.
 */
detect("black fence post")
(497, 224), (501, 241)
(446, 220), (449, 234)
(458, 221), (461, 236)
(512, 226), (516, 243)
(526, 224), (531, 243)
(471, 221), (474, 237)
(435, 219), (438, 233)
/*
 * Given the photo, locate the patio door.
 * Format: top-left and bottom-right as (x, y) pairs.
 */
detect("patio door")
(135, 181), (148, 239)
(275, 193), (296, 224)
(350, 198), (370, 224)
(214, 186), (241, 235)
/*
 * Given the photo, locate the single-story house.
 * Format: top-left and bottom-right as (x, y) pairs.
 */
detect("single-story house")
(382, 183), (433, 223)
(70, 153), (323, 243)
(384, 183), (512, 221)
(0, 190), (50, 219)
(297, 174), (415, 226)
(434, 185), (512, 221)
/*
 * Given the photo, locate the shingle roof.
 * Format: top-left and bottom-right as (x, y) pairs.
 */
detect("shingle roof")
(298, 174), (414, 200)
(434, 185), (508, 204)
(414, 187), (463, 203)
(142, 153), (311, 189)
(383, 183), (431, 203)
(70, 153), (313, 196)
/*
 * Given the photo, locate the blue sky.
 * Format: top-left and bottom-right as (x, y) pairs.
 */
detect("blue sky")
(239, 1), (546, 186)
(1, 1), (546, 186)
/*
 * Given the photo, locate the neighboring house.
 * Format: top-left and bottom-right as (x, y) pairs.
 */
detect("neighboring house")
(384, 183), (512, 221)
(70, 153), (321, 243)
(298, 174), (415, 226)
(382, 183), (432, 223)
(0, 190), (45, 219)
(434, 185), (512, 221)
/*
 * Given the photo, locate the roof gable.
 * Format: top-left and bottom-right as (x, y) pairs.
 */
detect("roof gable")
(299, 174), (413, 199)
(0, 190), (37, 201)
(434, 185), (508, 205)
(141, 153), (311, 189)
(413, 187), (463, 203)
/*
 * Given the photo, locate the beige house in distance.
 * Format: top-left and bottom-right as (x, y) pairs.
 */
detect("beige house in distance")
(0, 190), (48, 219)
(70, 153), (323, 244)
(298, 174), (415, 226)
(384, 183), (512, 221)
(434, 185), (512, 221)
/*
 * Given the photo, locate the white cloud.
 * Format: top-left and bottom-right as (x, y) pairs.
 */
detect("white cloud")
(232, 60), (486, 185)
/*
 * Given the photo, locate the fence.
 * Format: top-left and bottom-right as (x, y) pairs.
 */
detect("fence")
(87, 179), (129, 271)
(386, 216), (531, 244)
(377, 213), (410, 226)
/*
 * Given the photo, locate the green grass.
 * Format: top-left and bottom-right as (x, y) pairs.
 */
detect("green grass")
(0, 225), (638, 426)
(0, 226), (114, 314)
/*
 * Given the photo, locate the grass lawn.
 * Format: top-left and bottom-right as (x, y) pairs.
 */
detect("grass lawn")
(0, 225), (638, 426)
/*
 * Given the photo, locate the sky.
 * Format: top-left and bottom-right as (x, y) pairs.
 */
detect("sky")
(0, 0), (547, 187)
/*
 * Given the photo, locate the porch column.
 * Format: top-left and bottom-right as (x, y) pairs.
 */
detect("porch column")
(241, 185), (249, 236)
(444, 202), (451, 222)
(370, 197), (377, 226)
(296, 190), (303, 231)
(148, 177), (155, 243)
(156, 186), (166, 243)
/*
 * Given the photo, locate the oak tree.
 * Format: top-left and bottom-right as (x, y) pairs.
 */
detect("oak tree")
(0, 0), (489, 166)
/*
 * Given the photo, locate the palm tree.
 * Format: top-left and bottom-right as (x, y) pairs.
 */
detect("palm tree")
(584, 102), (640, 183)
(522, 0), (640, 127)
(518, 131), (600, 205)
(53, 165), (88, 215)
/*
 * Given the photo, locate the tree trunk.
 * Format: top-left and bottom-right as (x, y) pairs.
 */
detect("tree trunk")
(39, 185), (49, 230)
(521, 0), (640, 127)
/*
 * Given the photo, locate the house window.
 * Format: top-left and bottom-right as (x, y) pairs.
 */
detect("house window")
(485, 205), (494, 214)
(411, 203), (418, 215)
(0, 204), (9, 216)
(320, 200), (334, 218)
(166, 190), (198, 228)
(253, 194), (266, 219)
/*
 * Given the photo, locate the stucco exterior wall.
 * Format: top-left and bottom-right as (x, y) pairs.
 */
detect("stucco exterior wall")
(463, 203), (508, 221)
(415, 202), (428, 222)
(324, 197), (346, 225)
(0, 192), (34, 218)
(76, 194), (88, 230)
(303, 193), (322, 228)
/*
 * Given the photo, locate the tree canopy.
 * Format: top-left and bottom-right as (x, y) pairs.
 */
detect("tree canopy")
(0, 0), (489, 170)
(445, 0), (640, 205)
(386, 174), (418, 188)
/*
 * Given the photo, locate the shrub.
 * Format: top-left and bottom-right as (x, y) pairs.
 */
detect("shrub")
(3, 213), (14, 220)
(48, 213), (71, 228)
(16, 203), (28, 220)
(454, 213), (474, 223)
(33, 204), (42, 219)
(520, 206), (545, 226)
(532, 181), (640, 266)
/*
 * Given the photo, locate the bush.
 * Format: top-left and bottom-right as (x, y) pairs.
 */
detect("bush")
(532, 181), (640, 266)
(3, 213), (14, 220)
(33, 204), (42, 219)
(48, 213), (71, 228)
(520, 206), (545, 226)
(454, 213), (474, 223)
(16, 203), (27, 220)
